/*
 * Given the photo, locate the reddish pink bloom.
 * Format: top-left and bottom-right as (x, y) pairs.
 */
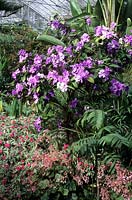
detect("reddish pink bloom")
(78, 161), (83, 166)
(0, 132), (3, 136)
(21, 138), (25, 143)
(84, 163), (88, 167)
(16, 164), (25, 171)
(21, 165), (25, 170)
(30, 138), (34, 142)
(11, 120), (16, 124)
(16, 166), (21, 171)
(26, 135), (29, 140)
(27, 163), (31, 167)
(2, 155), (6, 160)
(63, 144), (69, 150)
(0, 149), (3, 154)
(11, 125), (15, 129)
(90, 165), (94, 170)
(10, 133), (14, 137)
(0, 140), (2, 145)
(77, 157), (81, 161)
(4, 143), (11, 148)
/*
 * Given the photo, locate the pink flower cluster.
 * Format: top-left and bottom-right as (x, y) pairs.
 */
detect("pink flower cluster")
(98, 162), (132, 200)
(30, 134), (95, 188)
(0, 114), (37, 199)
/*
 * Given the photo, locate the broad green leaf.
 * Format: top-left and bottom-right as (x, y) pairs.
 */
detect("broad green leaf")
(37, 35), (65, 46)
(63, 189), (69, 196)
(127, 18), (132, 27)
(70, 0), (82, 17)
(0, 100), (3, 112)
(88, 76), (95, 83)
(126, 26), (132, 35)
(72, 193), (78, 200)
(86, 0), (92, 14)
(39, 179), (49, 189)
(99, 133), (130, 148)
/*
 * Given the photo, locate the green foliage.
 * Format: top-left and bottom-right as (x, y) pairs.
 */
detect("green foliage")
(53, 89), (68, 107)
(72, 136), (97, 156)
(0, 24), (48, 104)
(67, 0), (132, 34)
(0, 54), (7, 73)
(0, 33), (14, 43)
(1, 1), (132, 199)
(100, 132), (132, 149)
(94, 0), (132, 32)
(126, 18), (132, 34)
(0, 54), (9, 92)
(0, 114), (37, 199)
(2, 98), (32, 117)
(37, 34), (65, 46)
(79, 109), (105, 130)
(70, 0), (82, 17)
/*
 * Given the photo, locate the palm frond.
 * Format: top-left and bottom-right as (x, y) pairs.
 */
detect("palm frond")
(103, 153), (121, 173)
(99, 133), (131, 149)
(78, 109), (105, 130)
(71, 136), (97, 155)
(53, 89), (68, 107)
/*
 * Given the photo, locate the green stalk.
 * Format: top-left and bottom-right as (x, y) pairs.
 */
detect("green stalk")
(107, 0), (111, 10)
(96, 146), (100, 200)
(116, 0), (124, 26)
(111, 0), (115, 24)
(102, 0), (109, 26)
(87, 0), (92, 15)
(107, 0), (111, 27)
(99, 0), (107, 26)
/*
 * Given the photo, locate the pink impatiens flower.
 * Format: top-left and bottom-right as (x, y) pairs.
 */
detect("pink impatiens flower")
(4, 143), (11, 148)
(63, 144), (69, 150)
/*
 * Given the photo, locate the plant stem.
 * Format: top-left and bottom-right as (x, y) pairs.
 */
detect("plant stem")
(95, 143), (100, 200)
(116, 0), (124, 26)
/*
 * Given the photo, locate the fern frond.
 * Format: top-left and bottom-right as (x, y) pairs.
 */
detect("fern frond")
(99, 133), (130, 148)
(125, 131), (132, 149)
(71, 136), (97, 155)
(103, 153), (121, 173)
(98, 125), (116, 137)
(79, 109), (105, 130)
(54, 89), (68, 107)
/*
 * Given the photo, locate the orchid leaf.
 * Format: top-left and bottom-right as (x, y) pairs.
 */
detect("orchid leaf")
(70, 0), (82, 17)
(37, 35), (65, 46)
